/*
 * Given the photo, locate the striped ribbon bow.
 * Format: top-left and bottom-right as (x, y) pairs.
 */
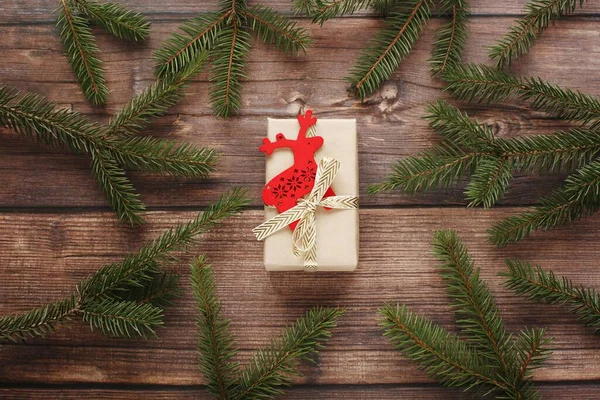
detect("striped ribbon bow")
(253, 157), (359, 271)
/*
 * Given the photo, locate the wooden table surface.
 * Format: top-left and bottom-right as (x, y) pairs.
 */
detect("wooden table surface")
(2, 1), (600, 399)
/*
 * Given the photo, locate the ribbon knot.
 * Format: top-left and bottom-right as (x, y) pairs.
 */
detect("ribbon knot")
(297, 198), (318, 213)
(253, 157), (359, 271)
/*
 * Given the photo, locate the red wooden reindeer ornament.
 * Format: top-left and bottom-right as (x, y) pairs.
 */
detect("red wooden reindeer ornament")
(260, 110), (335, 230)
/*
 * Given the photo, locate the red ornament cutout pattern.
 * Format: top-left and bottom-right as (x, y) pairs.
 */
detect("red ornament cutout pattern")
(260, 110), (335, 230)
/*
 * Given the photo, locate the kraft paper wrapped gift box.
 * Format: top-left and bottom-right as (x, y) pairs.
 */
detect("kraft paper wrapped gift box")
(262, 116), (359, 271)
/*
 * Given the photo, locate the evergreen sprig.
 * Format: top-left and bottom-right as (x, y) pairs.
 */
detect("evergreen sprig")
(209, 19), (252, 118)
(294, 0), (371, 24)
(154, 1), (311, 117)
(55, 0), (150, 104)
(444, 63), (600, 127)
(294, 0), (470, 99)
(488, 174), (600, 247)
(57, 0), (108, 105)
(90, 147), (146, 225)
(430, 0), (470, 75)
(503, 260), (600, 333)
(441, 64), (600, 245)
(369, 99), (600, 244)
(107, 52), (208, 136)
(73, 0), (150, 41)
(380, 230), (552, 399)
(191, 257), (344, 399)
(433, 230), (513, 372)
(0, 189), (249, 343)
(347, 0), (433, 99)
(0, 77), (218, 225)
(114, 271), (181, 307)
(490, 0), (587, 69)
(191, 256), (240, 399)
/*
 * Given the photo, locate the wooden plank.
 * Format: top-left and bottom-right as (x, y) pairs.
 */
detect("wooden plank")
(284, 384), (600, 399)
(2, 0), (600, 23)
(1, 17), (599, 208)
(1, 209), (600, 386)
(3, 18), (599, 111)
(2, 383), (600, 399)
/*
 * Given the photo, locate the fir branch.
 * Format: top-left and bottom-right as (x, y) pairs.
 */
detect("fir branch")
(369, 101), (490, 195)
(81, 298), (163, 338)
(432, 230), (514, 371)
(0, 85), (218, 224)
(292, 0), (318, 17)
(367, 144), (483, 195)
(563, 159), (600, 200)
(426, 99), (495, 147)
(370, 0), (398, 14)
(490, 0), (587, 69)
(219, 0), (247, 14)
(107, 136), (218, 178)
(294, 0), (371, 24)
(444, 63), (600, 126)
(56, 0), (108, 105)
(0, 189), (248, 343)
(370, 99), (600, 228)
(488, 190), (581, 246)
(496, 128), (600, 173)
(380, 230), (552, 399)
(443, 63), (524, 104)
(235, 307), (345, 399)
(154, 12), (228, 78)
(465, 157), (514, 208)
(430, 0), (470, 75)
(154, 2), (309, 117)
(380, 303), (507, 394)
(107, 54), (206, 135)
(523, 77), (600, 126)
(347, 0), (433, 100)
(512, 327), (553, 385)
(209, 19), (251, 117)
(489, 161), (600, 246)
(0, 296), (79, 342)
(502, 260), (600, 333)
(192, 257), (240, 400)
(113, 271), (181, 307)
(245, 5), (311, 55)
(0, 91), (132, 220)
(0, 86), (107, 153)
(191, 257), (344, 400)
(73, 0), (150, 42)
(90, 147), (146, 225)
(78, 188), (249, 303)
(428, 102), (600, 172)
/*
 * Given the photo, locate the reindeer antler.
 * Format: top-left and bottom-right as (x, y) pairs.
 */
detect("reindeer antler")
(259, 134), (296, 155)
(297, 110), (317, 132)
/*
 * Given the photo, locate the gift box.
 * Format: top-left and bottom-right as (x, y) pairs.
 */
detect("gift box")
(256, 111), (359, 272)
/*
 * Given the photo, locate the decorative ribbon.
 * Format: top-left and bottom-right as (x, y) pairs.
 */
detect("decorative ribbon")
(253, 157), (359, 271)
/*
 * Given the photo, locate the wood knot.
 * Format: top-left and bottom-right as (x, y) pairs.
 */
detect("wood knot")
(378, 81), (401, 113)
(480, 114), (530, 139)
(284, 91), (309, 114)
(380, 81), (399, 102)
(368, 80), (403, 119)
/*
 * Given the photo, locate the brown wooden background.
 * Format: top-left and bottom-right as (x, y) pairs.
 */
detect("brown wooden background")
(2, 1), (600, 398)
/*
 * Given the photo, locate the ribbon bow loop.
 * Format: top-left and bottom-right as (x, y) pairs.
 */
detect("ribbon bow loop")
(253, 157), (359, 271)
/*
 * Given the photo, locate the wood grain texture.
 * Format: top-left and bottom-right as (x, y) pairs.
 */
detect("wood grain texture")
(1, 0), (600, 398)
(1, 17), (600, 209)
(2, 0), (600, 23)
(1, 209), (600, 388)
(2, 383), (600, 400)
